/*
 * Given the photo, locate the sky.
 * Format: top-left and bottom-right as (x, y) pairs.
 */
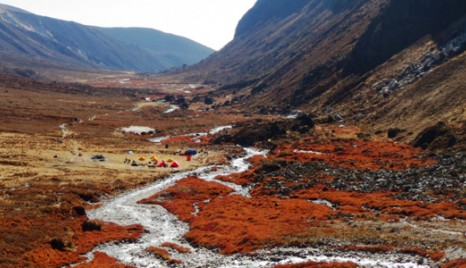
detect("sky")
(0, 0), (257, 50)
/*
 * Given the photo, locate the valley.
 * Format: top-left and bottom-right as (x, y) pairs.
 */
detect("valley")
(0, 72), (464, 267)
(0, 0), (465, 267)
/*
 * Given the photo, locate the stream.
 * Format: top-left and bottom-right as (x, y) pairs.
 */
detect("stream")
(86, 147), (433, 268)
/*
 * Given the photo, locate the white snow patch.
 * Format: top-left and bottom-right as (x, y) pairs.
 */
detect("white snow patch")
(286, 110), (303, 119)
(121, 126), (155, 135)
(310, 199), (336, 210)
(209, 125), (233, 135)
(164, 105), (179, 113)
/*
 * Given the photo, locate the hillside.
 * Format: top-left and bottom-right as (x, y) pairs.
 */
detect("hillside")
(96, 27), (213, 68)
(0, 4), (212, 73)
(186, 0), (466, 148)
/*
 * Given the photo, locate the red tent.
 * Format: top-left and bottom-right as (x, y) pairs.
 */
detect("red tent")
(156, 160), (166, 168)
(170, 161), (180, 168)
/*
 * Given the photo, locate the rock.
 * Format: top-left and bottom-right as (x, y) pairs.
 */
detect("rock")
(91, 154), (106, 162)
(72, 206), (86, 217)
(50, 238), (74, 252)
(82, 220), (102, 232)
(412, 122), (457, 150)
(387, 128), (403, 139)
(204, 96), (214, 105)
(233, 121), (286, 147)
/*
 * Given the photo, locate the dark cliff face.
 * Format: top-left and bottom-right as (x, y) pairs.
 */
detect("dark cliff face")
(345, 0), (466, 75)
(234, 0), (309, 38)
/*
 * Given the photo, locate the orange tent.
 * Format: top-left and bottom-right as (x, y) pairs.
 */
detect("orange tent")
(170, 161), (180, 168)
(139, 156), (146, 161)
(150, 155), (158, 162)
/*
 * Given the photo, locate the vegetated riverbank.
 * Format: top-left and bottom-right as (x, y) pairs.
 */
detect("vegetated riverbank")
(78, 124), (465, 267)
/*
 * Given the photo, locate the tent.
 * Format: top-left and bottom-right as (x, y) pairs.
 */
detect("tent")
(139, 156), (146, 161)
(184, 149), (197, 156)
(156, 160), (167, 168)
(166, 159), (173, 163)
(170, 161), (180, 168)
(150, 155), (158, 162)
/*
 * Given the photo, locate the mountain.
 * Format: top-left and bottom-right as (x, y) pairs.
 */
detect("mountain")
(96, 27), (214, 68)
(187, 0), (466, 148)
(0, 4), (213, 73)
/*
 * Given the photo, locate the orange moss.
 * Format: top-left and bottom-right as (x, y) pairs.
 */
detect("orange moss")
(23, 221), (143, 268)
(443, 258), (466, 268)
(184, 194), (332, 254)
(73, 251), (133, 268)
(138, 176), (233, 222)
(272, 137), (435, 171)
(292, 186), (465, 221)
(399, 248), (445, 262)
(341, 245), (393, 253)
(146, 246), (181, 265)
(161, 242), (192, 253)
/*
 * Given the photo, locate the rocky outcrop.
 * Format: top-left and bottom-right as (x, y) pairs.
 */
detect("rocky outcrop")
(412, 122), (457, 150)
(212, 114), (314, 147)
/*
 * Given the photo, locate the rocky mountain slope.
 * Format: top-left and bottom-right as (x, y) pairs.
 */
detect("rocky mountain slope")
(186, 0), (466, 149)
(0, 4), (213, 73)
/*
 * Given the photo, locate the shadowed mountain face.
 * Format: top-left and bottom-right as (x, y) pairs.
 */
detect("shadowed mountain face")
(187, 0), (466, 146)
(0, 4), (213, 73)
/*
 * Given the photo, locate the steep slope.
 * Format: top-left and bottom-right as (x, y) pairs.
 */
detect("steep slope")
(0, 4), (212, 73)
(187, 0), (466, 148)
(96, 27), (213, 68)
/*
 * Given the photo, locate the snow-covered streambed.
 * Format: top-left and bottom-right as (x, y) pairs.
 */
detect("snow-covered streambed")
(86, 148), (433, 268)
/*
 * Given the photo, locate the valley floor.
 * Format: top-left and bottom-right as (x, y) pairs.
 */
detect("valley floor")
(0, 73), (464, 267)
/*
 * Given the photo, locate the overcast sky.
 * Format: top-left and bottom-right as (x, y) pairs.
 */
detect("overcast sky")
(0, 0), (256, 50)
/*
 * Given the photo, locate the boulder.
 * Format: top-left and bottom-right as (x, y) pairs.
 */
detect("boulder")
(412, 122), (457, 150)
(82, 220), (102, 232)
(72, 206), (86, 217)
(50, 238), (74, 252)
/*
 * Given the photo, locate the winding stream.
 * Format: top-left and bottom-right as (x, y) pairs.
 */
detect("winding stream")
(86, 148), (432, 268)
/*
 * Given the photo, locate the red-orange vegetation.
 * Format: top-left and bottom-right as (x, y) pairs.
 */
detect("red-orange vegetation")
(23, 221), (143, 268)
(443, 258), (466, 268)
(185, 194), (332, 254)
(340, 246), (445, 262)
(399, 248), (445, 262)
(146, 246), (181, 265)
(341, 245), (393, 253)
(294, 186), (466, 220)
(161, 242), (192, 253)
(214, 154), (267, 185)
(275, 261), (358, 268)
(272, 137), (435, 171)
(73, 251), (133, 268)
(138, 176), (233, 222)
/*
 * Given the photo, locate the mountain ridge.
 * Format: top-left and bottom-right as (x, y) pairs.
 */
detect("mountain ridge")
(0, 4), (213, 73)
